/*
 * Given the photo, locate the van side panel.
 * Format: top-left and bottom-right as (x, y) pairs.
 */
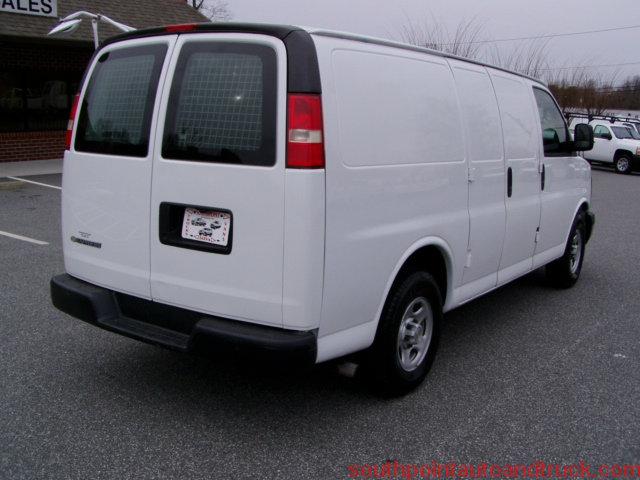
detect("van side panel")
(448, 60), (506, 298)
(282, 170), (325, 330)
(315, 35), (468, 341)
(488, 70), (541, 285)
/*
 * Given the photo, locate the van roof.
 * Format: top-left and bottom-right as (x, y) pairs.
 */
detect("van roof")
(304, 27), (547, 86)
(102, 22), (547, 87)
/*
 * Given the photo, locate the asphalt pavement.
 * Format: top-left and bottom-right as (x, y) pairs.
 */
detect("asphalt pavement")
(1, 168), (639, 480)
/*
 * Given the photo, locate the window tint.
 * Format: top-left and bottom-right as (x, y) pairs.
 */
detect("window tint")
(162, 42), (277, 166)
(626, 126), (640, 139)
(0, 74), (83, 133)
(533, 88), (568, 156)
(76, 44), (167, 157)
(593, 125), (611, 139)
(612, 126), (634, 139)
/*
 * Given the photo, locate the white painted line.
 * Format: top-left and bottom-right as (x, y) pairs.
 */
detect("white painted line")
(0, 230), (49, 246)
(6, 176), (61, 191)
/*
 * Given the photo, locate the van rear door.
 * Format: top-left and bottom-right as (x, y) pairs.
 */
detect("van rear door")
(149, 34), (287, 327)
(62, 37), (175, 298)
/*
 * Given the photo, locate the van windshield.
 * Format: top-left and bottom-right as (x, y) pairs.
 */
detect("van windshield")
(162, 42), (277, 166)
(75, 44), (167, 157)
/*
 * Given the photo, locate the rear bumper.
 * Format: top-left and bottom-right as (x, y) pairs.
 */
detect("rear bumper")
(50, 274), (317, 365)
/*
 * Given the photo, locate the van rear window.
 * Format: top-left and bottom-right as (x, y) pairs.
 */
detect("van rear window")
(162, 43), (277, 166)
(75, 44), (167, 157)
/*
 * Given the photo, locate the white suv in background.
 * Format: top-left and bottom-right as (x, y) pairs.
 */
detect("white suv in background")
(570, 118), (640, 174)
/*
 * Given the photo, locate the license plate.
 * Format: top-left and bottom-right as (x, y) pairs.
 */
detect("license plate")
(181, 208), (231, 246)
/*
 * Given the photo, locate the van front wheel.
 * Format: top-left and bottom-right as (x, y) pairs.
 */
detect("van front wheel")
(546, 212), (586, 288)
(364, 271), (442, 396)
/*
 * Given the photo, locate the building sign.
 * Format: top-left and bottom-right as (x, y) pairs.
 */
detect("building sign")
(0, 0), (57, 18)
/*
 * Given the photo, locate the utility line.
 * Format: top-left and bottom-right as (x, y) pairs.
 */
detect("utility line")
(443, 24), (640, 45)
(540, 61), (640, 71)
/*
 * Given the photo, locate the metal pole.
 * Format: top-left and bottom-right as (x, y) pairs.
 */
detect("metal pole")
(47, 11), (135, 47)
(91, 17), (99, 49)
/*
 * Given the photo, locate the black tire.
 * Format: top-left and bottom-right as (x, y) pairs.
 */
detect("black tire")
(363, 271), (442, 396)
(614, 155), (632, 174)
(546, 212), (586, 288)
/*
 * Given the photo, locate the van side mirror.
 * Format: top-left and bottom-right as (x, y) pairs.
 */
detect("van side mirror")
(573, 123), (594, 151)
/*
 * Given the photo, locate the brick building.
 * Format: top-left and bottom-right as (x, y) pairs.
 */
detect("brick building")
(0, 0), (207, 164)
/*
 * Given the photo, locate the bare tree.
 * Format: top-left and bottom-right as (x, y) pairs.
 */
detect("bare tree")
(399, 16), (632, 115)
(189, 0), (232, 21)
(398, 15), (486, 59)
(608, 75), (640, 111)
(485, 39), (551, 79)
(547, 67), (619, 115)
(398, 15), (551, 78)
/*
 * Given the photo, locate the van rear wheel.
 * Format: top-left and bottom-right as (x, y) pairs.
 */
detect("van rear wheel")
(363, 271), (442, 396)
(546, 212), (586, 288)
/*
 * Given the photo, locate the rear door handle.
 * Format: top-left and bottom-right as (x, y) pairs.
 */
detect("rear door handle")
(507, 167), (513, 198)
(541, 164), (546, 191)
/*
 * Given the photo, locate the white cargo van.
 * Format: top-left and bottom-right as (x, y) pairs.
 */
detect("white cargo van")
(51, 23), (596, 394)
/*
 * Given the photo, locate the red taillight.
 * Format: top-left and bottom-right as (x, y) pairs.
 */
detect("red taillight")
(65, 93), (79, 151)
(165, 23), (199, 33)
(287, 94), (325, 169)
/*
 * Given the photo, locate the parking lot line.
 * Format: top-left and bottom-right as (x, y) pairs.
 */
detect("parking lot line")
(0, 230), (49, 246)
(6, 176), (62, 191)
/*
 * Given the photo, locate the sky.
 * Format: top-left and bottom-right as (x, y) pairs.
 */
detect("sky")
(220, 0), (640, 83)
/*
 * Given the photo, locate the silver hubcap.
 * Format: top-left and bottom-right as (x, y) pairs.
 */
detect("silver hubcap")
(397, 297), (433, 372)
(569, 230), (582, 274)
(617, 158), (629, 172)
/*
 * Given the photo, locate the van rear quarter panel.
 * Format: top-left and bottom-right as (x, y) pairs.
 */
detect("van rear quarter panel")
(314, 36), (469, 341)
